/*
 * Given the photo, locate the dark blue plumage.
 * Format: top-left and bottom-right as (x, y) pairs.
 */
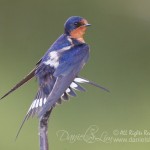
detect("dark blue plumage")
(0, 16), (109, 138)
(37, 41), (89, 117)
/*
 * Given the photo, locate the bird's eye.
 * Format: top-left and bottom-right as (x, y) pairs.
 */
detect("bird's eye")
(74, 22), (81, 27)
(74, 22), (78, 25)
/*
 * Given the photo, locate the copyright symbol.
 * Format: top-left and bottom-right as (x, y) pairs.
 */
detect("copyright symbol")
(113, 130), (119, 136)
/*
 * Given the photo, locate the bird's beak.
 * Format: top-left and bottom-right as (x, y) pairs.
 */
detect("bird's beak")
(84, 24), (91, 27)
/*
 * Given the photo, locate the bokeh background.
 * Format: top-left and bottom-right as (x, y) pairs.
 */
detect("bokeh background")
(0, 0), (150, 150)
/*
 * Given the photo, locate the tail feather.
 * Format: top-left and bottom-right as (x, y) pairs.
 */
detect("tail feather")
(61, 92), (69, 100)
(0, 68), (36, 100)
(15, 111), (31, 140)
(74, 77), (110, 92)
(13, 76), (109, 139)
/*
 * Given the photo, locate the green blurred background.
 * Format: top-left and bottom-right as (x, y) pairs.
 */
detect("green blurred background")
(0, 0), (150, 150)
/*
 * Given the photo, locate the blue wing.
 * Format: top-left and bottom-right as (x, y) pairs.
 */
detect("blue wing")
(38, 43), (89, 118)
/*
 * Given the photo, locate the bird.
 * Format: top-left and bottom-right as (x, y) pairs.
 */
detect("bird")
(0, 16), (109, 138)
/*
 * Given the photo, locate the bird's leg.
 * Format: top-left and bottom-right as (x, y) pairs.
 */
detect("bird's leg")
(39, 108), (53, 150)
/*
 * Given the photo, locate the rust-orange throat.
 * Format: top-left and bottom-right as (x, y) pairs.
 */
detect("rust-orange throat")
(70, 19), (90, 43)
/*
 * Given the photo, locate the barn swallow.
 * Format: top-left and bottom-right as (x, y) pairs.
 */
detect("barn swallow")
(0, 16), (109, 138)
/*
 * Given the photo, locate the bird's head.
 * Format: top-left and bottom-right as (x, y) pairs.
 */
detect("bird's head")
(64, 16), (91, 42)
